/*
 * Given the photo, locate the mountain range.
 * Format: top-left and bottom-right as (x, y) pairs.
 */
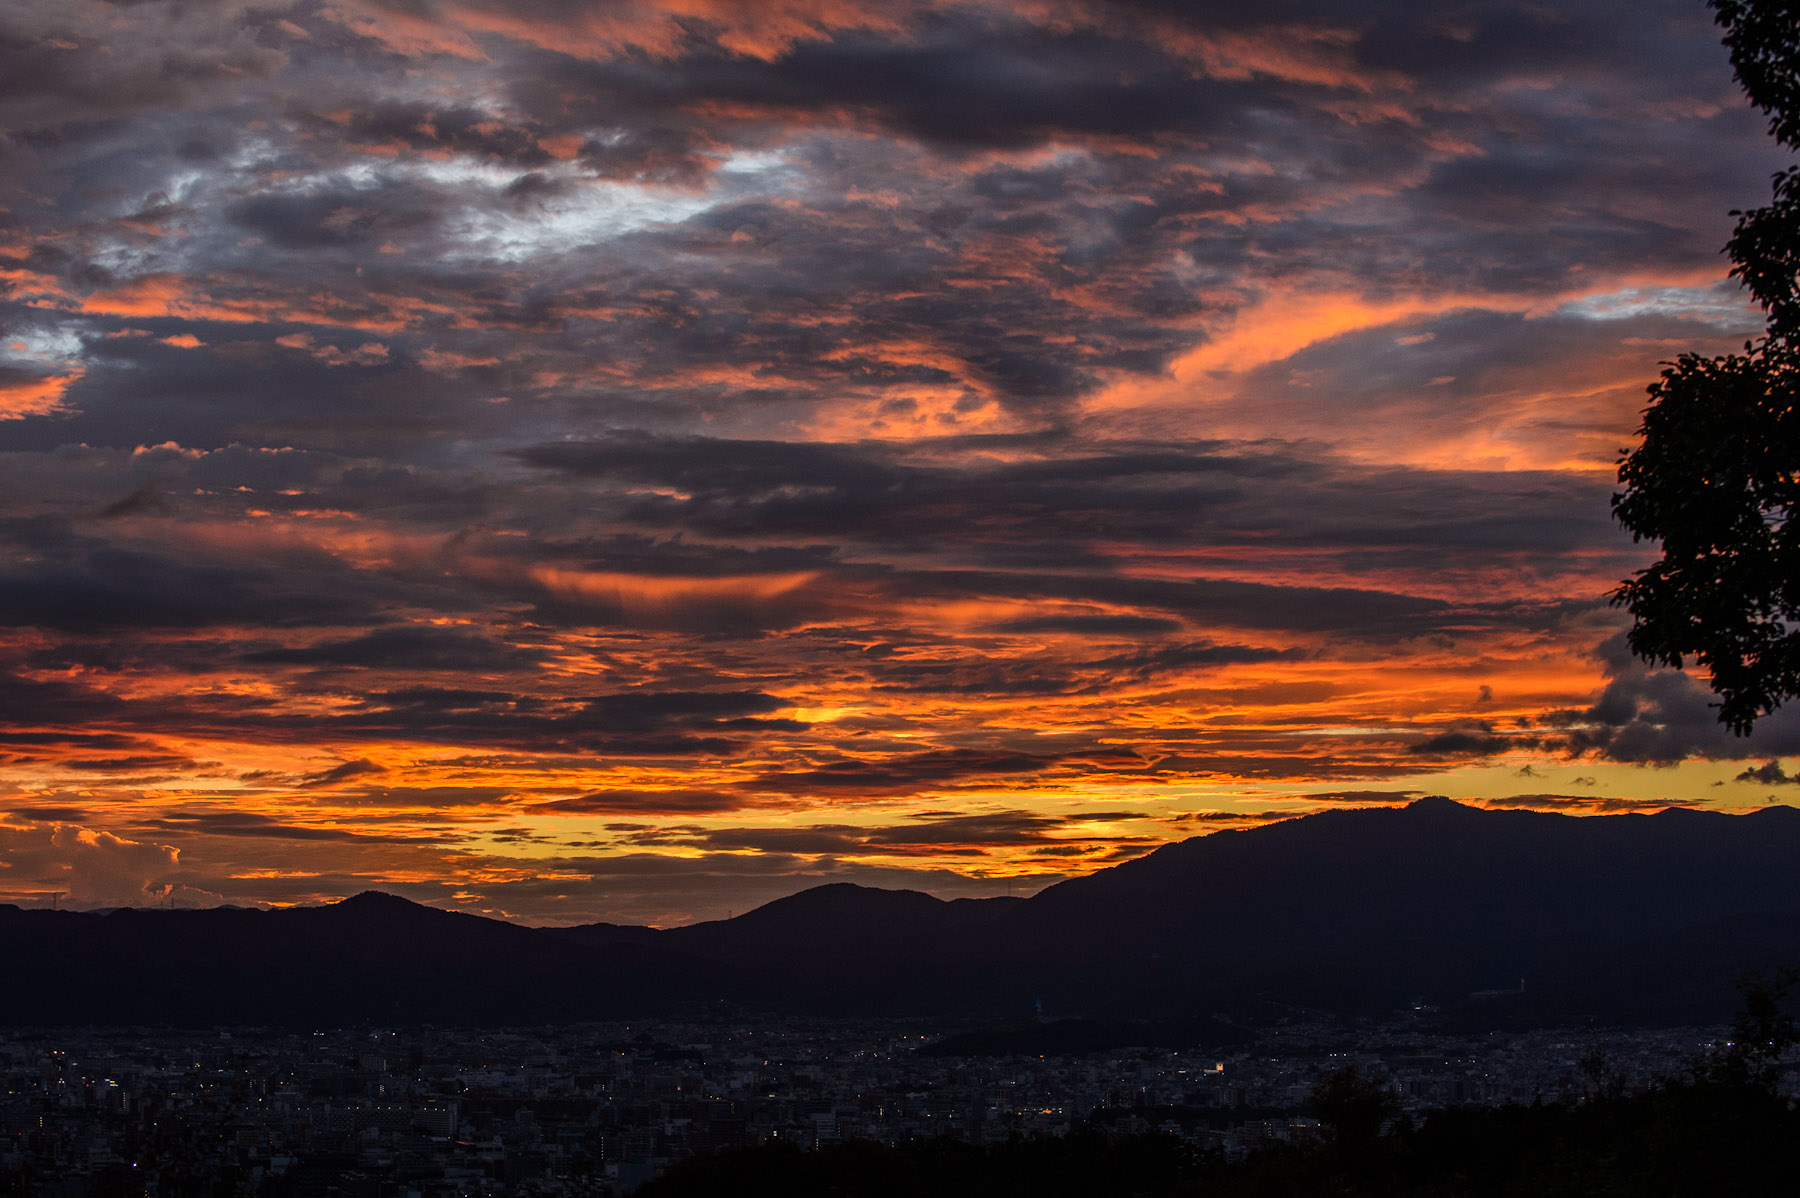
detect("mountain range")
(6, 798), (1800, 1029)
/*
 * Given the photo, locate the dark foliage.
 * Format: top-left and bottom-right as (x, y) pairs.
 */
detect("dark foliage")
(639, 1076), (1800, 1198)
(644, 978), (1800, 1197)
(1716, 965), (1800, 1085)
(1311, 1063), (1400, 1151)
(1717, 0), (1800, 328)
(1612, 346), (1800, 733)
(637, 1132), (1203, 1198)
(1613, 0), (1800, 732)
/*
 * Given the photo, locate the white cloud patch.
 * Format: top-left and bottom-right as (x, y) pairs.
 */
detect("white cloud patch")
(1559, 283), (1762, 327)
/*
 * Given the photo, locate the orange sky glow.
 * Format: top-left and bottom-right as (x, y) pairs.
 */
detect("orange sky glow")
(2, 0), (1797, 925)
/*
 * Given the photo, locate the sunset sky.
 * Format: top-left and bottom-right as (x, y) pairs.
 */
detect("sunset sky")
(3, 0), (1799, 925)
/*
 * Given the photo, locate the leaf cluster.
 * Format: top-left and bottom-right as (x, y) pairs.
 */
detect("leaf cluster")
(1612, 0), (1800, 731)
(1612, 344), (1800, 733)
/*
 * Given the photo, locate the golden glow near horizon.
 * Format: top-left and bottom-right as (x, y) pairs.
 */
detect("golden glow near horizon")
(2, 0), (1797, 926)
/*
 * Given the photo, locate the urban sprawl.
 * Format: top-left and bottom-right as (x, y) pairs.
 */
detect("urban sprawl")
(0, 1017), (1739, 1195)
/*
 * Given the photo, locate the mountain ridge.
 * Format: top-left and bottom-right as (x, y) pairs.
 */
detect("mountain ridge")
(5, 799), (1799, 1027)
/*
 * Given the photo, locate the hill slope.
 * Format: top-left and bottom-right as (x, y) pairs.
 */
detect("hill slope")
(5, 800), (1799, 1026)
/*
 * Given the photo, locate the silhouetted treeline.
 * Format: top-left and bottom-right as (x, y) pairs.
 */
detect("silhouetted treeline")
(638, 1073), (1800, 1198)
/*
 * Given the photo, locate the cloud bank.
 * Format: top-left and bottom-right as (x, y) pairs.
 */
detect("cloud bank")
(0, 0), (1791, 922)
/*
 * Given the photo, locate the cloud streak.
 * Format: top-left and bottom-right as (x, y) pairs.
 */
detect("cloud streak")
(0, 0), (1791, 922)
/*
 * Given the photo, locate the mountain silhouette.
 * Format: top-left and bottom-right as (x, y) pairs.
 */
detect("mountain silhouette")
(5, 800), (1800, 1027)
(982, 799), (1800, 1016)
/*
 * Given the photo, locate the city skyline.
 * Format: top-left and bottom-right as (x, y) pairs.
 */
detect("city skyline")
(3, 0), (1799, 925)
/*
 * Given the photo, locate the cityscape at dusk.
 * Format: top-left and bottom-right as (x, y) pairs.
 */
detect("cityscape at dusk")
(5, 0), (1800, 927)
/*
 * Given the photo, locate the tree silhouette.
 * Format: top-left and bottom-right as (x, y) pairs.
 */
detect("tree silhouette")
(1311, 1063), (1399, 1153)
(1612, 0), (1800, 733)
(1716, 965), (1800, 1087)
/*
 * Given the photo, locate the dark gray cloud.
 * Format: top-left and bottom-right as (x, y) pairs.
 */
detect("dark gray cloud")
(245, 625), (548, 671)
(0, 0), (1788, 922)
(520, 20), (1250, 152)
(1547, 635), (1800, 763)
(528, 790), (755, 816)
(996, 614), (1185, 635)
(866, 639), (1302, 697)
(610, 807), (1150, 856)
(226, 181), (446, 251)
(1479, 793), (1697, 813)
(130, 811), (423, 843)
(513, 434), (1633, 598)
(750, 749), (1067, 796)
(5, 804), (95, 823)
(1735, 760), (1797, 786)
(301, 759), (387, 788)
(0, 547), (384, 630)
(181, 688), (807, 756)
(1408, 729), (1524, 757)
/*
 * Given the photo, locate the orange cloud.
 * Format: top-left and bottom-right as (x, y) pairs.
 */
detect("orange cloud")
(79, 274), (266, 323)
(0, 368), (81, 419)
(0, 824), (179, 907)
(443, 0), (905, 62)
